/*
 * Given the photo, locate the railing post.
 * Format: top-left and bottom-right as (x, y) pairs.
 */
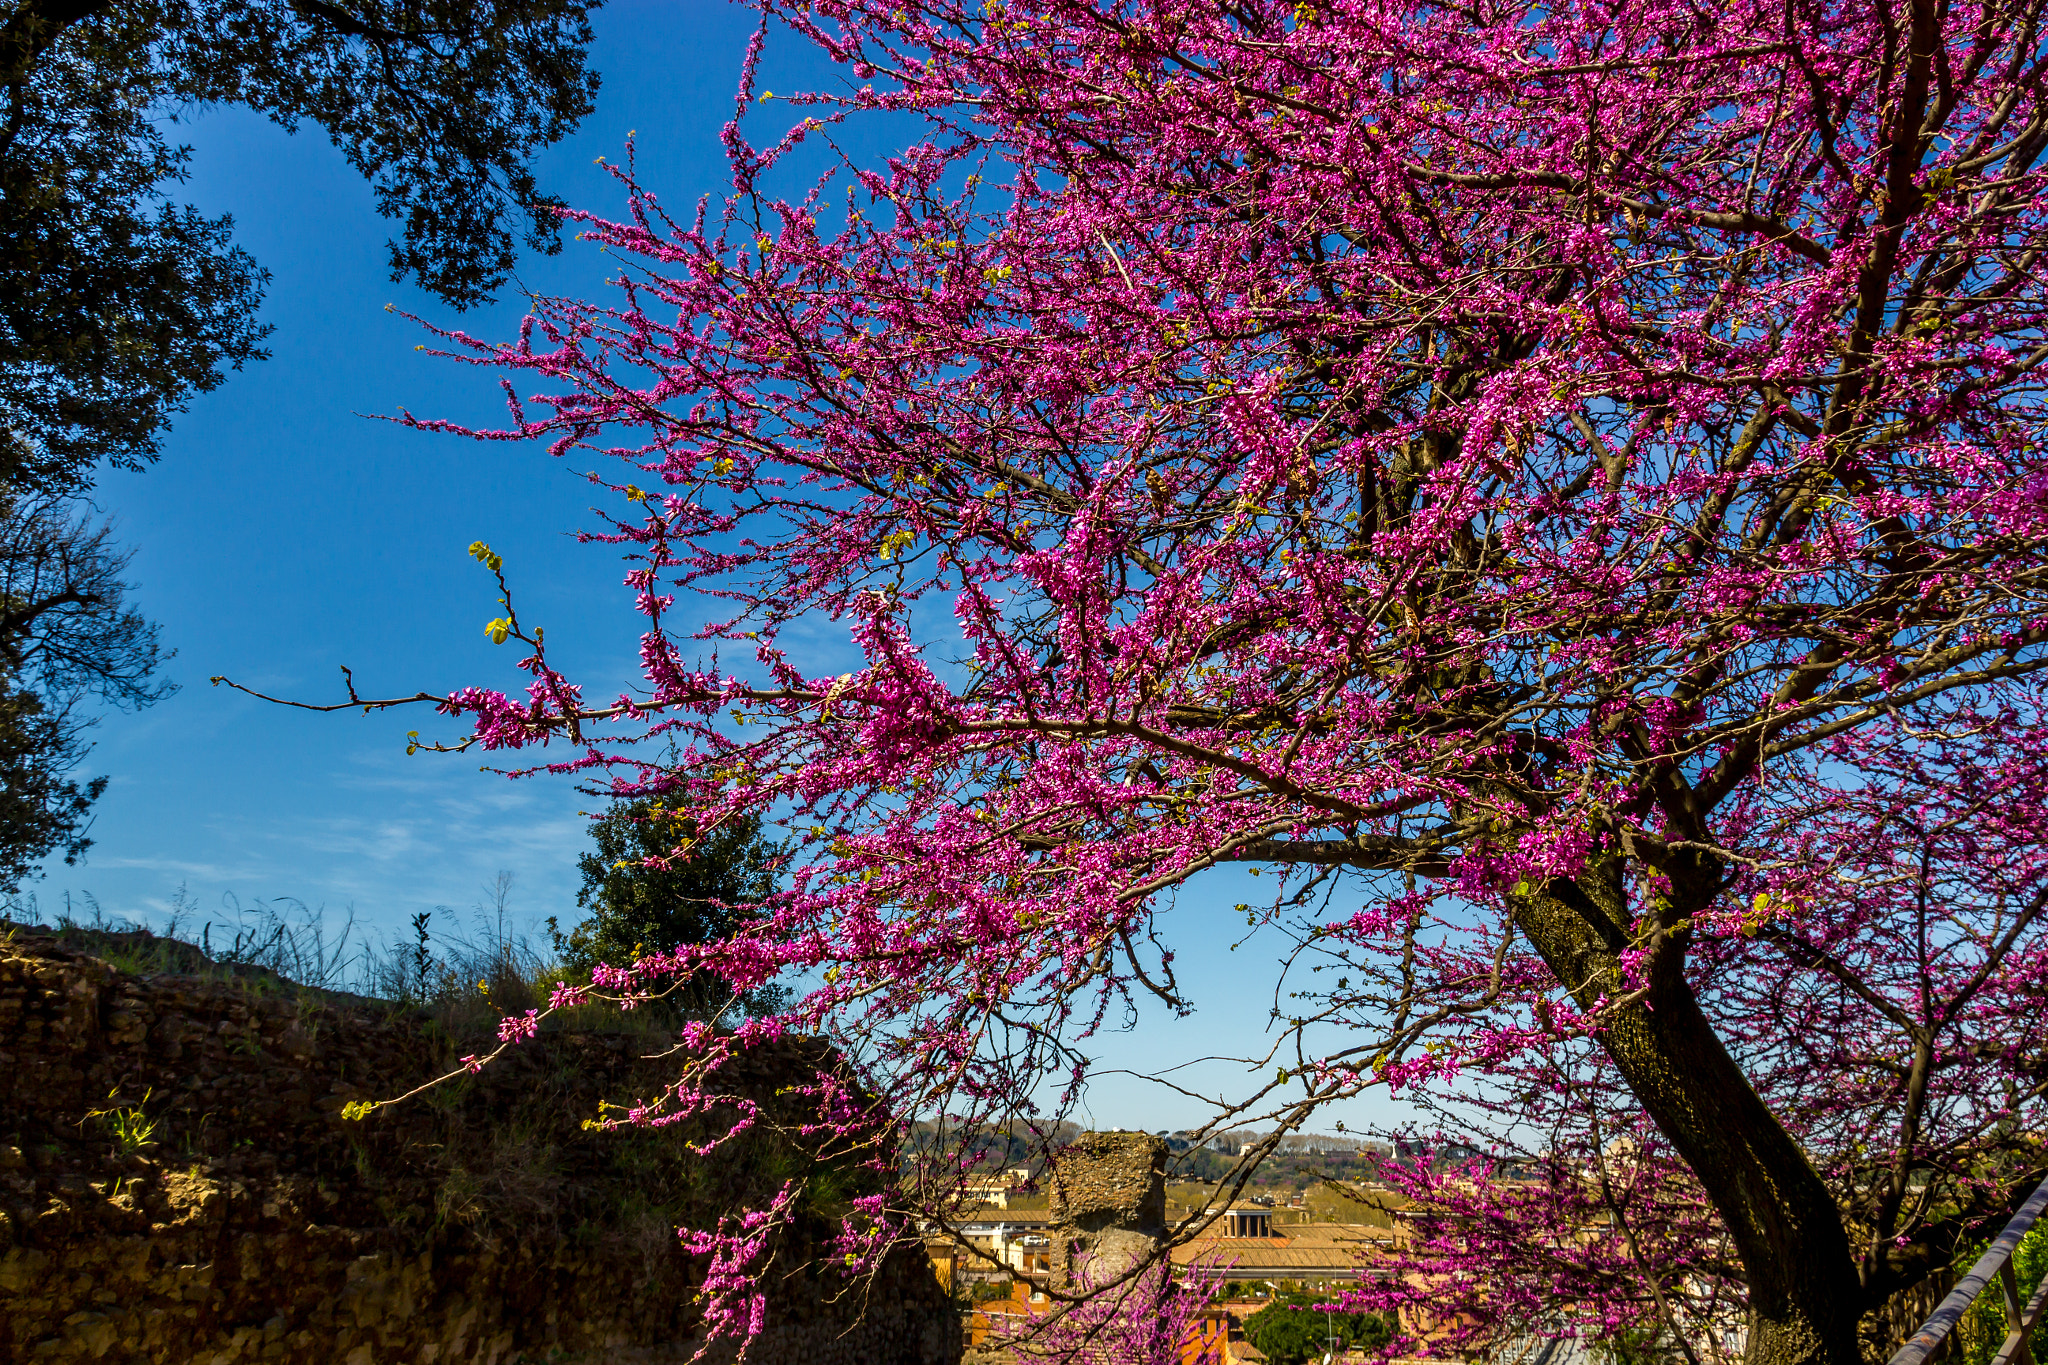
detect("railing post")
(1999, 1262), (2032, 1365)
(1889, 1174), (2048, 1365)
(1992, 1266), (2048, 1365)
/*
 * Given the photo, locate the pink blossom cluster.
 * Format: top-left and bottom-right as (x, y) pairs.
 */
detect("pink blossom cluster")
(496, 1009), (540, 1044)
(984, 1256), (1222, 1365)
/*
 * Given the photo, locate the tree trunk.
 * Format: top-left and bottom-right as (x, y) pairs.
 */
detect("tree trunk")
(1511, 865), (1864, 1365)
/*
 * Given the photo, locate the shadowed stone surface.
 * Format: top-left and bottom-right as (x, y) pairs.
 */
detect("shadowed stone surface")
(0, 926), (960, 1364)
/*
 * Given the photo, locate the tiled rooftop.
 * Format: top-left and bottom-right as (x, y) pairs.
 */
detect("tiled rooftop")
(1171, 1220), (1392, 1274)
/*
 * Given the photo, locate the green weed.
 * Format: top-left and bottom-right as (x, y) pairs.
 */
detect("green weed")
(85, 1088), (158, 1153)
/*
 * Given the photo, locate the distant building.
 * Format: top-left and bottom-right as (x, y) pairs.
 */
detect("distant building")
(944, 1208), (1054, 1280)
(960, 1165), (1033, 1209)
(1221, 1206), (1275, 1238)
(965, 1278), (1231, 1363)
(1172, 1216), (1394, 1286)
(924, 1241), (958, 1295)
(1392, 1138), (1487, 1168)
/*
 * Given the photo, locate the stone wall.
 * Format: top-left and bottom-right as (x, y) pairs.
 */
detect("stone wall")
(0, 927), (960, 1365)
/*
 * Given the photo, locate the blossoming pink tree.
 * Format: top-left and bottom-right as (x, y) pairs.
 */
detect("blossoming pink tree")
(232, 0), (2048, 1360)
(1342, 693), (2048, 1355)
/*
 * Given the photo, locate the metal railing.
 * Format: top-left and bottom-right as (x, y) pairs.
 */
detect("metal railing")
(1888, 1174), (2048, 1365)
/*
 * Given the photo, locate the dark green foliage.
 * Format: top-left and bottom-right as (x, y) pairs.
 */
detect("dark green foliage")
(153, 0), (603, 310)
(0, 0), (597, 875)
(1168, 1144), (1236, 1183)
(550, 801), (790, 1020)
(1592, 1326), (1690, 1365)
(0, 490), (170, 708)
(0, 2), (270, 484)
(0, 686), (104, 888)
(0, 488), (172, 888)
(1, 0), (601, 482)
(408, 910), (434, 998)
(1241, 1291), (1393, 1365)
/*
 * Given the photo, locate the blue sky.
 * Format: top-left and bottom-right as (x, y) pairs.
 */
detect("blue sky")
(40, 0), (1415, 1137)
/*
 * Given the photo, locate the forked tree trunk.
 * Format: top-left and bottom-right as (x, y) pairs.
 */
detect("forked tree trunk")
(1511, 866), (1865, 1365)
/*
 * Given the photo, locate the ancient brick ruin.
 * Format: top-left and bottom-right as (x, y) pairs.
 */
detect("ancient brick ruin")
(1046, 1129), (1168, 1292)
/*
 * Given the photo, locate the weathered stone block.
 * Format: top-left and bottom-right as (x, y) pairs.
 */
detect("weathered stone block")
(1046, 1130), (1167, 1291)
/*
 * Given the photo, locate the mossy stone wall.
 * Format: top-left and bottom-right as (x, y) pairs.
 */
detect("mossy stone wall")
(0, 928), (958, 1365)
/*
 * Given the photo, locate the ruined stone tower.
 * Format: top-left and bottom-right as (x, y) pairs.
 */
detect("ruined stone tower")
(1045, 1130), (1168, 1292)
